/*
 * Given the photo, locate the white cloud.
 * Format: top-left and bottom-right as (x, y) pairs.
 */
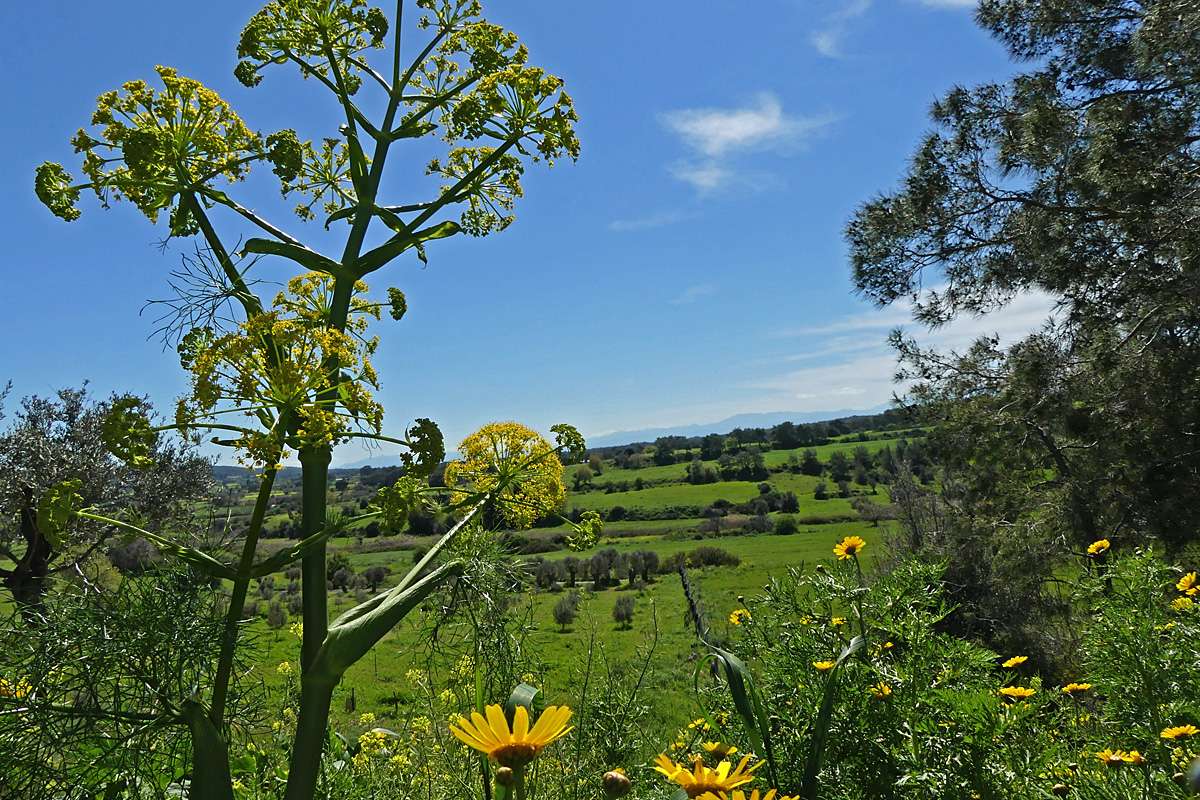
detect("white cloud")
(608, 210), (690, 232)
(662, 92), (830, 158)
(749, 290), (1061, 411)
(661, 93), (837, 158)
(811, 30), (843, 58)
(660, 93), (837, 192)
(668, 161), (731, 192)
(670, 283), (717, 305)
(811, 0), (873, 58)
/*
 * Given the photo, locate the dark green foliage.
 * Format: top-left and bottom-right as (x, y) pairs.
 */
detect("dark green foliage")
(847, 0), (1200, 557)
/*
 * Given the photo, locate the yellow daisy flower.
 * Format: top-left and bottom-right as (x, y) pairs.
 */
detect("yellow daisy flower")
(813, 661), (836, 672)
(653, 754), (763, 798)
(1061, 682), (1092, 695)
(1086, 539), (1110, 557)
(449, 704), (573, 767)
(1161, 725), (1200, 740)
(868, 682), (892, 699)
(998, 686), (1035, 701)
(696, 791), (798, 800)
(1097, 749), (1144, 767)
(729, 609), (752, 626)
(833, 535), (866, 560)
(1002, 655), (1028, 669)
(1177, 572), (1198, 596)
(702, 742), (738, 758)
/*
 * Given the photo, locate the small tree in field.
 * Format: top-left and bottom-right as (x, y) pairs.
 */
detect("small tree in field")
(613, 595), (634, 630)
(553, 591), (579, 632)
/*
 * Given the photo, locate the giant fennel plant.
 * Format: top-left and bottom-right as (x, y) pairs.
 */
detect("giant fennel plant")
(30, 2), (591, 798)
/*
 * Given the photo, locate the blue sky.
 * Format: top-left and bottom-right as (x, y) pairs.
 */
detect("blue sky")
(0, 1), (1053, 464)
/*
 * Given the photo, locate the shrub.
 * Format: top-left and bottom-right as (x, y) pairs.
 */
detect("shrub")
(613, 596), (635, 629)
(688, 546), (740, 568)
(552, 591), (579, 632)
(774, 514), (799, 535)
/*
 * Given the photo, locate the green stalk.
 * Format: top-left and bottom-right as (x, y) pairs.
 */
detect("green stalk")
(284, 673), (337, 800)
(286, 446), (333, 800)
(210, 459), (280, 727)
(298, 446), (332, 671)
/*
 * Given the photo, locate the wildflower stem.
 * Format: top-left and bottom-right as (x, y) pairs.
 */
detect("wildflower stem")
(210, 453), (280, 728)
(851, 555), (869, 648)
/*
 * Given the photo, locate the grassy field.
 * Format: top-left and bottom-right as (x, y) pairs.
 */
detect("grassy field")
(6, 426), (915, 743)
(246, 519), (889, 737)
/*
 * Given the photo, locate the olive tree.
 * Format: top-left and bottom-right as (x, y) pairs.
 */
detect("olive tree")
(0, 386), (212, 618)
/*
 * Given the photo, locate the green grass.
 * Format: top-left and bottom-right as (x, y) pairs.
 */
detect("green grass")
(245, 520), (889, 738)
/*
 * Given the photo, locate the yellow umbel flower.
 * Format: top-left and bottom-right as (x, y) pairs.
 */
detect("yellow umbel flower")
(813, 661), (836, 672)
(653, 754), (763, 798)
(696, 791), (799, 800)
(1002, 655), (1028, 669)
(998, 686), (1035, 701)
(1086, 539), (1110, 557)
(444, 422), (566, 529)
(449, 704), (573, 767)
(833, 535), (866, 560)
(728, 608), (752, 626)
(868, 682), (893, 699)
(1177, 572), (1198, 596)
(1061, 682), (1092, 695)
(1161, 725), (1200, 740)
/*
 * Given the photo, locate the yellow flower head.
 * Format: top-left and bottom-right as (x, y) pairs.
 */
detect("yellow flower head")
(998, 686), (1036, 701)
(702, 742), (738, 758)
(1177, 572), (1198, 596)
(450, 704), (573, 767)
(729, 608), (752, 626)
(1086, 539), (1110, 557)
(830, 617), (846, 627)
(444, 422), (567, 529)
(1097, 749), (1144, 767)
(1172, 597), (1195, 612)
(833, 535), (866, 560)
(1161, 725), (1200, 740)
(653, 753), (763, 798)
(1061, 682), (1092, 695)
(868, 682), (893, 699)
(696, 791), (798, 800)
(0, 677), (31, 699)
(1002, 655), (1028, 669)
(812, 661), (836, 672)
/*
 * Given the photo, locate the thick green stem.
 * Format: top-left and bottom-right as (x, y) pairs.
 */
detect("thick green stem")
(299, 447), (332, 671)
(284, 674), (337, 800)
(210, 460), (280, 727)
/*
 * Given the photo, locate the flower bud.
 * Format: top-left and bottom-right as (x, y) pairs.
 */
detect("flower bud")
(495, 767), (516, 788)
(602, 769), (631, 798)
